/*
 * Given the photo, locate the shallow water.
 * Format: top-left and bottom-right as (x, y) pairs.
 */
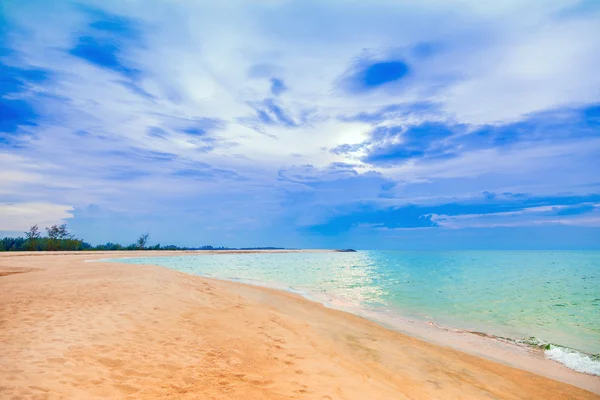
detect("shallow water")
(108, 250), (600, 374)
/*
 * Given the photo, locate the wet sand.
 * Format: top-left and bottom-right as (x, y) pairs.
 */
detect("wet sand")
(1, 251), (599, 399)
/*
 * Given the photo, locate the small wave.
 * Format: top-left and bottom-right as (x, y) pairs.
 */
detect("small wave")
(545, 345), (600, 376)
(517, 337), (600, 376)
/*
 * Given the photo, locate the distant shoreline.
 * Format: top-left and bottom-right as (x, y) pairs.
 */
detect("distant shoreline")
(0, 249), (337, 257)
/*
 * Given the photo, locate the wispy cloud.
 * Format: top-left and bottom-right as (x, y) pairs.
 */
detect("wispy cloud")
(1, 0), (599, 247)
(430, 204), (600, 228)
(0, 202), (74, 233)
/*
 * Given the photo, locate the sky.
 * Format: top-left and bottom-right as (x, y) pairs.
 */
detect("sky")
(1, 0), (600, 249)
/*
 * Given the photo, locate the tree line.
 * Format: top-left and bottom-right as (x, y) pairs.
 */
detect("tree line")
(0, 224), (284, 252)
(0, 224), (157, 252)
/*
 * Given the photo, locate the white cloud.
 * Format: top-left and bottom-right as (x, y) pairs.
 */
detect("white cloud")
(430, 204), (600, 228)
(0, 203), (74, 232)
(442, 17), (600, 124)
(1, 0), (599, 237)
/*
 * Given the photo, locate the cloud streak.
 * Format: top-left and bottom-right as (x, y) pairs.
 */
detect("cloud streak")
(0, 0), (599, 248)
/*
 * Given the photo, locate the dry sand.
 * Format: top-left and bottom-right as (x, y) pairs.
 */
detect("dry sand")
(1, 251), (599, 399)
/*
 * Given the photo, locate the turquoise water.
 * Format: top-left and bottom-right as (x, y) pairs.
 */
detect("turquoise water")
(108, 250), (600, 374)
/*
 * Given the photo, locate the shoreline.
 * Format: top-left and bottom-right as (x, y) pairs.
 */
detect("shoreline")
(1, 251), (599, 399)
(104, 252), (600, 390)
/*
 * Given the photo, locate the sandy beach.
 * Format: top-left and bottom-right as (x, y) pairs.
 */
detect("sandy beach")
(1, 251), (599, 399)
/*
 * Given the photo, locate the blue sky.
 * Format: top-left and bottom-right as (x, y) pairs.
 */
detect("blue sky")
(1, 0), (599, 249)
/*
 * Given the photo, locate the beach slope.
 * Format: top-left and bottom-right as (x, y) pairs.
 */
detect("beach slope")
(1, 252), (598, 399)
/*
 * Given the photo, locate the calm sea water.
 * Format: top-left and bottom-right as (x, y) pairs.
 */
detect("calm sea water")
(108, 250), (600, 374)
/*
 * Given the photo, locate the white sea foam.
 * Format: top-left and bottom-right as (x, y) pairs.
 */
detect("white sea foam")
(545, 345), (600, 376)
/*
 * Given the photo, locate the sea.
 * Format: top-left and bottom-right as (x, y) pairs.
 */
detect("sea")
(106, 250), (600, 375)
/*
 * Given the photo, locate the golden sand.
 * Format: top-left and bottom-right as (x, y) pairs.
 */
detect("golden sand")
(1, 252), (599, 399)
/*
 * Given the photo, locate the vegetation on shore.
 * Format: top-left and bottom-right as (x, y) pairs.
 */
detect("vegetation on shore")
(0, 224), (285, 252)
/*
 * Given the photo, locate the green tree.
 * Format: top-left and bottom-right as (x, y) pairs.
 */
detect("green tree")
(57, 224), (72, 240)
(24, 225), (41, 251)
(46, 224), (60, 251)
(56, 224), (76, 250)
(46, 224), (76, 250)
(136, 233), (150, 250)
